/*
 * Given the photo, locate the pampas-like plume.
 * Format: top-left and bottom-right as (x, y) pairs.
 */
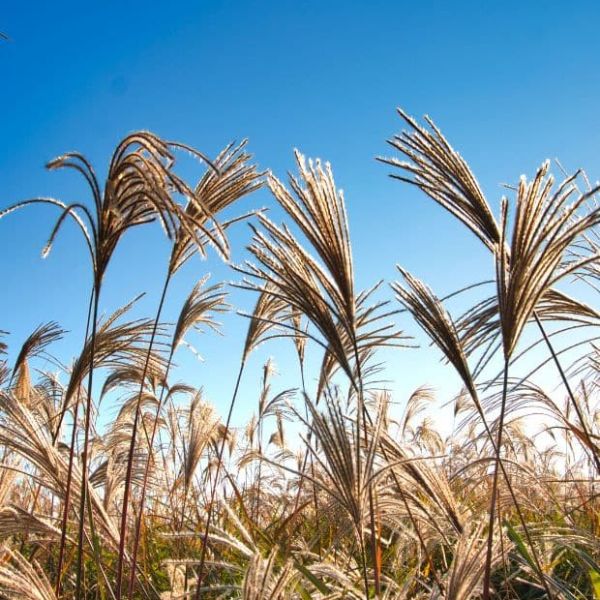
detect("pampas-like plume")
(384, 111), (600, 597)
(0, 546), (57, 600)
(268, 152), (355, 323)
(392, 269), (478, 402)
(192, 285), (291, 596)
(172, 276), (229, 352)
(0, 391), (120, 546)
(0, 132), (223, 599)
(240, 212), (356, 384)
(63, 296), (167, 410)
(11, 322), (63, 383)
(121, 141), (261, 599)
(440, 523), (503, 600)
(0, 133), (220, 285)
(169, 140), (264, 273)
(380, 109), (500, 251)
(237, 151), (360, 386)
(241, 285), (290, 362)
(127, 277), (230, 597)
(0, 332), (8, 387)
(237, 151), (408, 596)
(0, 505), (63, 541)
(300, 391), (385, 532)
(494, 162), (600, 358)
(241, 548), (296, 600)
(239, 181), (404, 399)
(177, 391), (218, 507)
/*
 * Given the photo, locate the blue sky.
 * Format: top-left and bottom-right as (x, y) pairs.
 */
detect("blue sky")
(2, 1), (600, 427)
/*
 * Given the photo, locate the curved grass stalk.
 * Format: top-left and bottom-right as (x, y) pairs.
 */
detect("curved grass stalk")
(384, 110), (600, 599)
(126, 277), (229, 597)
(193, 359), (246, 598)
(55, 288), (94, 597)
(74, 277), (102, 598)
(114, 271), (172, 599)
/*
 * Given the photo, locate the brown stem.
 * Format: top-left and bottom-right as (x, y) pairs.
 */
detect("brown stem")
(194, 359), (246, 599)
(534, 313), (600, 473)
(116, 270), (172, 600)
(55, 287), (94, 597)
(75, 277), (102, 599)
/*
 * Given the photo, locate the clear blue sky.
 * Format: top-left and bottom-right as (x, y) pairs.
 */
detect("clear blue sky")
(2, 1), (600, 426)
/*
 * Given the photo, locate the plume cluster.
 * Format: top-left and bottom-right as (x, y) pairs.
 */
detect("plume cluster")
(0, 112), (598, 600)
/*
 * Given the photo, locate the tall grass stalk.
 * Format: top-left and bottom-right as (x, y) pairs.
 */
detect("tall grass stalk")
(115, 270), (172, 600)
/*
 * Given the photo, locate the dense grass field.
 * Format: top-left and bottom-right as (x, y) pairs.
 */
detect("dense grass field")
(0, 111), (599, 599)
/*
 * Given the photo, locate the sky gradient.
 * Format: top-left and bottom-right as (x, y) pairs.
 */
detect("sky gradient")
(2, 1), (600, 424)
